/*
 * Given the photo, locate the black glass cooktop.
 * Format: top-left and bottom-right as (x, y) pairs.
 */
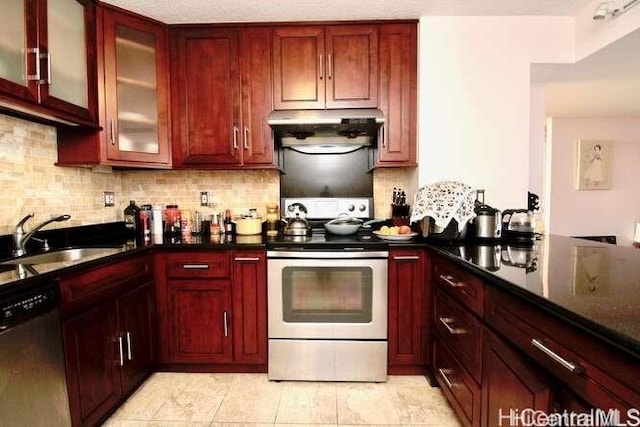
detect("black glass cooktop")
(266, 228), (388, 251)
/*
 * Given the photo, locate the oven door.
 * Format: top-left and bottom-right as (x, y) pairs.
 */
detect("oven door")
(267, 251), (388, 340)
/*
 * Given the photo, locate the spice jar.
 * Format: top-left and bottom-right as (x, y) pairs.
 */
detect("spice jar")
(266, 203), (279, 237)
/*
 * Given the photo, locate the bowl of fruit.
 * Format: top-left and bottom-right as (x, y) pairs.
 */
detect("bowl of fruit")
(373, 225), (418, 241)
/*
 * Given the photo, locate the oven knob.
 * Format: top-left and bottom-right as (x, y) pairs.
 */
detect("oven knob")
(347, 204), (355, 212)
(287, 204), (295, 212)
(359, 204), (366, 212)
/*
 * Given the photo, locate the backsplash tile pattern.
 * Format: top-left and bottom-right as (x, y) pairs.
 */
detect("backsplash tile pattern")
(0, 114), (122, 235)
(1, 113), (415, 236)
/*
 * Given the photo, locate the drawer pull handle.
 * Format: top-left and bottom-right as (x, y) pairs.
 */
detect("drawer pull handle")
(125, 331), (133, 361)
(438, 368), (455, 389)
(393, 256), (420, 260)
(531, 339), (583, 374)
(439, 274), (465, 288)
(182, 264), (210, 269)
(439, 317), (467, 335)
(234, 257), (260, 262)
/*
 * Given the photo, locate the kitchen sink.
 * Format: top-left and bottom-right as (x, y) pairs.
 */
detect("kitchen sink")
(0, 247), (125, 266)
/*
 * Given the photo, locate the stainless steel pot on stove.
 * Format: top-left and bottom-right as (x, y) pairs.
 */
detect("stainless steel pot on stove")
(324, 214), (383, 235)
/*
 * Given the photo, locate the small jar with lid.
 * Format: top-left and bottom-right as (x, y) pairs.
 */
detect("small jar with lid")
(163, 204), (181, 235)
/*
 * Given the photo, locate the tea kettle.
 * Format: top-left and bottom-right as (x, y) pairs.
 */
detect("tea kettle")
(501, 209), (535, 243)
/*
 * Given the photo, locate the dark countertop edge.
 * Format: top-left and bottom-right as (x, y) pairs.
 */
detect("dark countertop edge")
(426, 243), (640, 360)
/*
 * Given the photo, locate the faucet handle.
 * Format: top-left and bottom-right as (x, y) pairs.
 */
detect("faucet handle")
(15, 213), (35, 234)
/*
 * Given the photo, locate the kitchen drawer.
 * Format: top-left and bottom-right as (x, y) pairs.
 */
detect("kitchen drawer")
(433, 337), (481, 427)
(434, 257), (485, 317)
(486, 287), (640, 410)
(434, 288), (483, 383)
(59, 254), (153, 316)
(165, 252), (230, 279)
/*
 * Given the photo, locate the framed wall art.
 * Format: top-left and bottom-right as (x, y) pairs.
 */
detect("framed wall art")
(576, 139), (613, 190)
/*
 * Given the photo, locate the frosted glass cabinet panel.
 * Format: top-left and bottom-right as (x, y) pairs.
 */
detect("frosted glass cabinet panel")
(47, 0), (88, 108)
(115, 25), (159, 154)
(0, 0), (27, 86)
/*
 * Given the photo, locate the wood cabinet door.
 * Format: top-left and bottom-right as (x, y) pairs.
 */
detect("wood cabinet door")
(117, 283), (156, 394)
(481, 329), (552, 427)
(169, 279), (233, 363)
(231, 251), (267, 364)
(325, 25), (378, 108)
(377, 23), (417, 166)
(388, 248), (425, 369)
(273, 26), (325, 110)
(171, 28), (242, 166)
(103, 7), (170, 165)
(240, 27), (275, 167)
(63, 301), (121, 427)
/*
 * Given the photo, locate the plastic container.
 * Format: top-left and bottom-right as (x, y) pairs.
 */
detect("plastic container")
(163, 205), (181, 235)
(152, 205), (164, 236)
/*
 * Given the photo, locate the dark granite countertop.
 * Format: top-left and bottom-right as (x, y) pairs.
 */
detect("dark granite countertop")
(426, 234), (640, 358)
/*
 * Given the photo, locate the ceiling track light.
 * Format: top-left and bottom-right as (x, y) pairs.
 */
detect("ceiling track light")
(593, 0), (640, 19)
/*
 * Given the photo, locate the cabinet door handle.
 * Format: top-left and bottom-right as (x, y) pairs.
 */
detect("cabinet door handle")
(318, 54), (323, 79)
(27, 47), (41, 81)
(393, 255), (420, 260)
(531, 339), (583, 374)
(233, 126), (239, 150)
(439, 274), (465, 288)
(327, 53), (332, 79)
(223, 311), (229, 337)
(234, 257), (260, 262)
(43, 52), (52, 85)
(380, 125), (386, 148)
(243, 127), (249, 150)
(110, 120), (116, 145)
(117, 335), (124, 366)
(125, 331), (133, 361)
(439, 317), (467, 335)
(438, 368), (455, 389)
(182, 263), (210, 269)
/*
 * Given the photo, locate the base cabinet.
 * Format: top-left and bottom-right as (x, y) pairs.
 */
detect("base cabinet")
(387, 248), (426, 372)
(157, 250), (267, 368)
(60, 255), (155, 427)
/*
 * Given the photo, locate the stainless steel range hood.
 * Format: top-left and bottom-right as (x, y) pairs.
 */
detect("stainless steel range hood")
(268, 109), (384, 153)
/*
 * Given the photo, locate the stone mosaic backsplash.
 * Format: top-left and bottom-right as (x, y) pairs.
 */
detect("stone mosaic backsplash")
(0, 113), (414, 236)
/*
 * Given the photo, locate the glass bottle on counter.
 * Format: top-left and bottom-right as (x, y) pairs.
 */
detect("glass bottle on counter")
(124, 200), (141, 233)
(224, 209), (234, 235)
(266, 203), (279, 237)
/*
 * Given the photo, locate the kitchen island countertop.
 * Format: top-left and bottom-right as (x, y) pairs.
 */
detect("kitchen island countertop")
(425, 234), (640, 358)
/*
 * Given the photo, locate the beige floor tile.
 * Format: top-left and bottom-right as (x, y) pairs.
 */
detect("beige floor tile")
(336, 382), (401, 425)
(213, 375), (283, 423)
(147, 422), (211, 427)
(111, 373), (184, 420)
(275, 382), (337, 424)
(387, 384), (461, 426)
(102, 420), (149, 427)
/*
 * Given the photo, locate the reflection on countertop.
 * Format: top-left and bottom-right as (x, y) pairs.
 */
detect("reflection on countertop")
(431, 234), (640, 355)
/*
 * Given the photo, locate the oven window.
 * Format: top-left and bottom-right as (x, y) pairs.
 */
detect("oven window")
(282, 266), (373, 323)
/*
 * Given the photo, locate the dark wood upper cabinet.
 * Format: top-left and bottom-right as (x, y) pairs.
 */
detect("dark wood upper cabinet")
(171, 27), (275, 169)
(57, 5), (171, 168)
(273, 25), (378, 110)
(377, 23), (417, 167)
(0, 0), (97, 126)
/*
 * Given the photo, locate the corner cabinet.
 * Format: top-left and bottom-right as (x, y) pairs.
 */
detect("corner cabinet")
(57, 5), (171, 168)
(376, 23), (417, 167)
(0, 0), (97, 126)
(170, 27), (275, 169)
(273, 25), (378, 110)
(60, 254), (155, 427)
(387, 247), (427, 373)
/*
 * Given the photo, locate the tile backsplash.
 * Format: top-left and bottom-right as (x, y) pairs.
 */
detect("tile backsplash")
(0, 113), (415, 235)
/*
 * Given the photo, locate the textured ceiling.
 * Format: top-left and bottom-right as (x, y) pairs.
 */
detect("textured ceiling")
(100, 0), (594, 24)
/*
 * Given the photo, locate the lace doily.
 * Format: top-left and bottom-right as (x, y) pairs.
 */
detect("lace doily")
(410, 181), (477, 231)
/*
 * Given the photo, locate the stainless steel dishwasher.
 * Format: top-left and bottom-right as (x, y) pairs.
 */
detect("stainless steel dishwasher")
(0, 280), (72, 426)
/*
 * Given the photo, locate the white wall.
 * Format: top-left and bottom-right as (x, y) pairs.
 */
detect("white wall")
(548, 117), (640, 245)
(417, 17), (574, 211)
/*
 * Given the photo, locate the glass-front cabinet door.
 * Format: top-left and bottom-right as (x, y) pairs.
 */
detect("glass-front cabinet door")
(103, 9), (169, 165)
(0, 0), (96, 124)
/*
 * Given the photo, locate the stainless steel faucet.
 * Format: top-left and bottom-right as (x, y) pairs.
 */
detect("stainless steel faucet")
(13, 213), (71, 257)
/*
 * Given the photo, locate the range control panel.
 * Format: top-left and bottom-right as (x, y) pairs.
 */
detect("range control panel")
(281, 198), (372, 220)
